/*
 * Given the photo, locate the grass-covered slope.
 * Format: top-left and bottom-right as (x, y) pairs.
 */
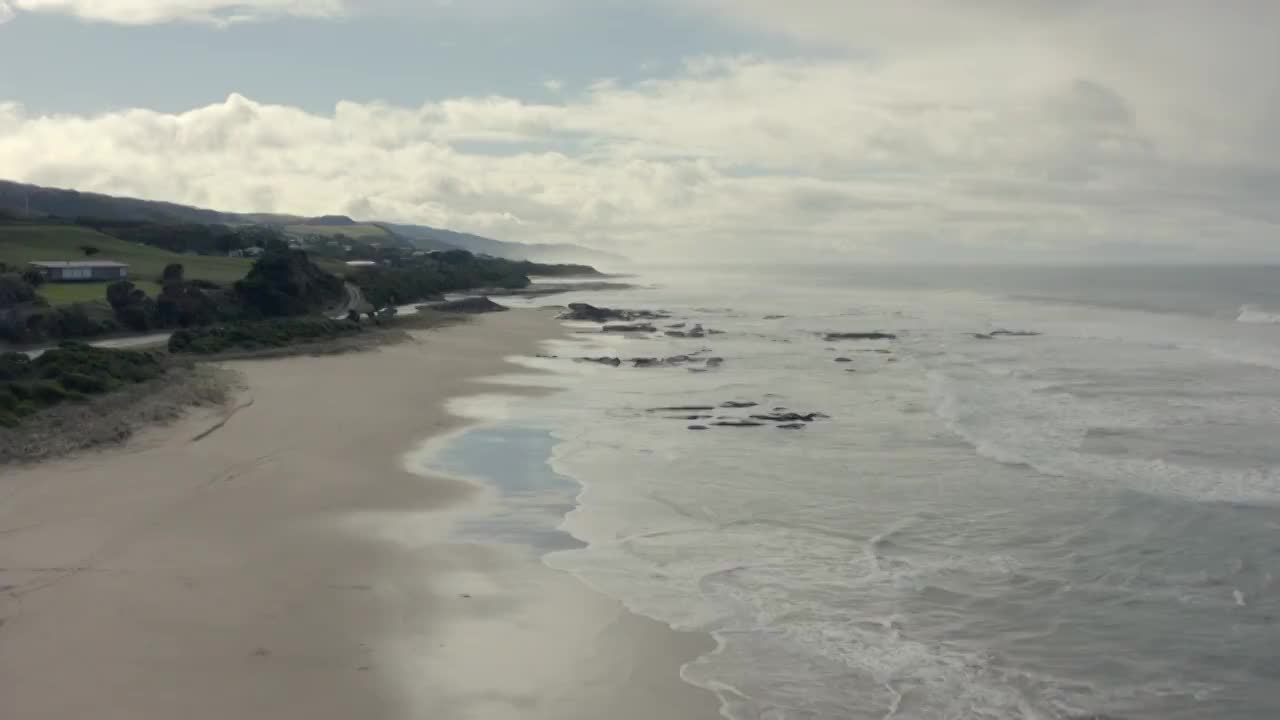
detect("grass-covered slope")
(0, 222), (253, 290)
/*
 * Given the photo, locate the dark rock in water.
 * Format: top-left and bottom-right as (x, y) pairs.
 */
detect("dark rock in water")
(777, 423), (806, 430)
(688, 425), (710, 431)
(561, 302), (668, 323)
(763, 315), (787, 320)
(668, 415), (713, 420)
(721, 401), (758, 409)
(972, 333), (995, 340)
(869, 349), (892, 354)
(845, 369), (857, 373)
(752, 412), (821, 423)
(667, 322), (687, 329)
(650, 405), (716, 412)
(665, 331), (688, 338)
(535, 353), (559, 359)
(989, 329), (1042, 337)
(434, 296), (508, 314)
(687, 324), (707, 338)
(712, 420), (767, 427)
(576, 356), (622, 367)
(704, 357), (725, 368)
(708, 329), (726, 335)
(834, 357), (853, 363)
(603, 323), (657, 333)
(824, 332), (897, 341)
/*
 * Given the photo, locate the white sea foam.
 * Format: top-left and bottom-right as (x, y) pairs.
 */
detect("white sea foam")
(474, 269), (1280, 719)
(1237, 304), (1280, 324)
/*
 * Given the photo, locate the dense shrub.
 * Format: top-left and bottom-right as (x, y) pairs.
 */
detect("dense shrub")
(348, 250), (573, 310)
(234, 249), (345, 318)
(168, 317), (361, 355)
(0, 343), (165, 427)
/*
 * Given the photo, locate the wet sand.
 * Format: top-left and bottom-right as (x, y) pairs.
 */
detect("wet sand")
(0, 308), (720, 720)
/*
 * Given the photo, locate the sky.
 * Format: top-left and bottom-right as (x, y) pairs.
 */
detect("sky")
(1, 1), (1278, 262)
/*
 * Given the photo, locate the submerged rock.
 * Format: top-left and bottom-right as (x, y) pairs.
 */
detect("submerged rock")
(575, 356), (623, 367)
(649, 405), (716, 412)
(777, 423), (806, 430)
(721, 401), (758, 409)
(823, 332), (897, 341)
(603, 323), (657, 333)
(835, 357), (853, 363)
(712, 420), (767, 428)
(688, 425), (710, 431)
(751, 412), (822, 423)
(989, 329), (1042, 337)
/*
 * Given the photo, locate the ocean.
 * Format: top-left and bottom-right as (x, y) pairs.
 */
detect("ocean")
(424, 265), (1280, 719)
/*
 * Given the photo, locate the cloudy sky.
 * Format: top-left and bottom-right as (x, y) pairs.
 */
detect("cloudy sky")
(1, 1), (1278, 261)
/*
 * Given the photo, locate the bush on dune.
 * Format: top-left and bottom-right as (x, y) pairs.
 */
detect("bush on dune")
(168, 317), (362, 355)
(0, 344), (165, 427)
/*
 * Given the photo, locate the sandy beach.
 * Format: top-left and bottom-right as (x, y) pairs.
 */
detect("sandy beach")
(0, 309), (720, 720)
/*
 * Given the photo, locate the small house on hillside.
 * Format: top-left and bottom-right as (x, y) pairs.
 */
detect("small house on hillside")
(28, 260), (129, 282)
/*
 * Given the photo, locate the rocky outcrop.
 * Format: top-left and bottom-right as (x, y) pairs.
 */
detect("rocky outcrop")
(751, 412), (826, 423)
(433, 297), (508, 314)
(575, 356), (623, 367)
(560, 303), (668, 323)
(603, 323), (657, 333)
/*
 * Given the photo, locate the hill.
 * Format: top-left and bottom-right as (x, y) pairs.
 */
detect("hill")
(0, 180), (623, 267)
(379, 222), (625, 267)
(0, 222), (254, 304)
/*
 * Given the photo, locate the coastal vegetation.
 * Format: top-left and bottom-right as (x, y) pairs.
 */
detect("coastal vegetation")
(0, 343), (165, 427)
(168, 317), (361, 355)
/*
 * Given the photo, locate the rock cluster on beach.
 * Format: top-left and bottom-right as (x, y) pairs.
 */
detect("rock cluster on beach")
(559, 303), (669, 323)
(432, 296), (509, 314)
(823, 331), (897, 341)
(972, 329), (1043, 339)
(647, 402), (830, 431)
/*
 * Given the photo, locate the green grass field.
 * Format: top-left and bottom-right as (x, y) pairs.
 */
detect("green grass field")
(1, 223), (254, 304)
(286, 223), (390, 240)
(35, 280), (164, 306)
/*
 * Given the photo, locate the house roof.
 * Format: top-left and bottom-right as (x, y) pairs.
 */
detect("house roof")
(29, 261), (129, 269)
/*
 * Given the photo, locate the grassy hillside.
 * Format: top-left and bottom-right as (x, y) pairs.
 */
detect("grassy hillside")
(286, 223), (390, 240)
(0, 223), (253, 303)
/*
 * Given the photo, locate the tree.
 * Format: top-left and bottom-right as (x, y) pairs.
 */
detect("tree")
(21, 268), (44, 287)
(161, 263), (185, 285)
(80, 245), (101, 257)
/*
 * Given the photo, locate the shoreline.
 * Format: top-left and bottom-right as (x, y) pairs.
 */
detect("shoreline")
(0, 308), (721, 720)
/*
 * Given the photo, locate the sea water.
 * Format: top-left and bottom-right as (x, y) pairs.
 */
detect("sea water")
(437, 265), (1280, 719)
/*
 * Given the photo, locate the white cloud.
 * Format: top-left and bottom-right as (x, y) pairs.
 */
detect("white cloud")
(0, 0), (345, 24)
(2, 2), (1278, 261)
